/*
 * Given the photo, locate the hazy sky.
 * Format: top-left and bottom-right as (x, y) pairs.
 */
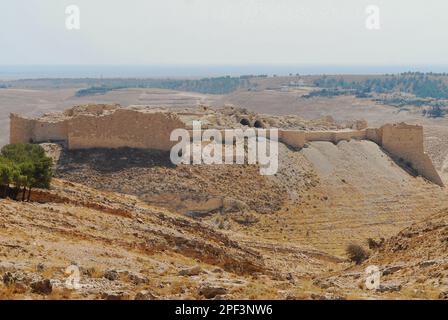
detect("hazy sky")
(1, 0), (448, 66)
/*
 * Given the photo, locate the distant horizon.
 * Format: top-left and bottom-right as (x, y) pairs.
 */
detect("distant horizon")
(2, 64), (448, 80)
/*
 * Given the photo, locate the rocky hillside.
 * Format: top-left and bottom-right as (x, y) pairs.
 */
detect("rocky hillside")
(0, 179), (342, 300)
(313, 208), (448, 300)
(50, 138), (448, 257)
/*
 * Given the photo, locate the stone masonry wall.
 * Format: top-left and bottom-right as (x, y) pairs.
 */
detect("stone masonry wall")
(10, 114), (68, 144)
(67, 109), (186, 151)
(10, 114), (35, 144)
(9, 112), (444, 186)
(380, 123), (444, 186)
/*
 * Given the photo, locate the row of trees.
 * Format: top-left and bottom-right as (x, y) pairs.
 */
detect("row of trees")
(423, 105), (446, 118)
(75, 76), (249, 96)
(0, 143), (52, 201)
(313, 73), (448, 99)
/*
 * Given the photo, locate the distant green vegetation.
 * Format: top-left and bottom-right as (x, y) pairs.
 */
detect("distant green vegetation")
(75, 86), (123, 97)
(0, 143), (52, 201)
(303, 88), (350, 98)
(423, 105), (446, 118)
(75, 76), (249, 97)
(312, 72), (448, 99)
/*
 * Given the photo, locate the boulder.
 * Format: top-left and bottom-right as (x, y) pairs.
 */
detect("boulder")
(376, 282), (402, 293)
(31, 279), (52, 295)
(101, 291), (131, 300)
(198, 285), (227, 299)
(178, 266), (202, 277)
(104, 270), (119, 281)
(128, 272), (148, 285)
(134, 290), (158, 300)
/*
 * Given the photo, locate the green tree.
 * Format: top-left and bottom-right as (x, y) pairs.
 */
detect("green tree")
(0, 143), (52, 201)
(0, 160), (13, 198)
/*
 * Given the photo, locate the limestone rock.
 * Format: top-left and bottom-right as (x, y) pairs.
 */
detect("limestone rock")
(439, 289), (448, 300)
(101, 291), (131, 300)
(134, 290), (158, 300)
(198, 284), (227, 299)
(376, 282), (402, 293)
(178, 266), (202, 276)
(128, 272), (148, 285)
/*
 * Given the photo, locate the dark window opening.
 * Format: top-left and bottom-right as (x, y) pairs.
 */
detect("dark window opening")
(254, 120), (264, 128)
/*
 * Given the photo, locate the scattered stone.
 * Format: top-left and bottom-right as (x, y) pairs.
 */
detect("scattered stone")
(285, 273), (295, 284)
(128, 272), (148, 285)
(312, 278), (332, 290)
(382, 265), (403, 276)
(104, 270), (119, 281)
(198, 284), (227, 299)
(178, 266), (202, 276)
(134, 290), (158, 300)
(376, 282), (402, 293)
(101, 291), (131, 300)
(31, 279), (52, 295)
(212, 268), (223, 274)
(310, 292), (346, 300)
(278, 290), (297, 300)
(223, 198), (249, 213)
(3, 271), (39, 286)
(13, 282), (28, 294)
(439, 289), (448, 300)
(36, 263), (45, 272)
(419, 260), (437, 268)
(3, 272), (15, 286)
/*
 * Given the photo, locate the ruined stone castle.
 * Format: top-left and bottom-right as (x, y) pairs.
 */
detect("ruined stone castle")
(9, 104), (444, 186)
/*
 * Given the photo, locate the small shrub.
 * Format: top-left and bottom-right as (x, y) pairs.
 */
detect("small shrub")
(346, 243), (369, 264)
(232, 212), (259, 225)
(367, 238), (384, 250)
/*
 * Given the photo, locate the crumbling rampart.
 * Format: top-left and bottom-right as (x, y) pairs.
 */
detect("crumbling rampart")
(10, 108), (444, 187)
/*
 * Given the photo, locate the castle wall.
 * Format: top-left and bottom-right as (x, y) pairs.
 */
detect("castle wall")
(279, 130), (366, 148)
(379, 123), (444, 186)
(305, 130), (367, 144)
(279, 130), (306, 148)
(67, 109), (186, 151)
(365, 128), (381, 145)
(10, 114), (35, 144)
(10, 114), (68, 144)
(279, 125), (443, 187)
(9, 111), (444, 187)
(33, 120), (68, 142)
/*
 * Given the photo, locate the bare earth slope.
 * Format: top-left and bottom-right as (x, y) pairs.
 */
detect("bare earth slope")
(2, 141), (447, 299)
(0, 179), (344, 300)
(245, 140), (448, 256)
(51, 139), (448, 257)
(315, 208), (448, 299)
